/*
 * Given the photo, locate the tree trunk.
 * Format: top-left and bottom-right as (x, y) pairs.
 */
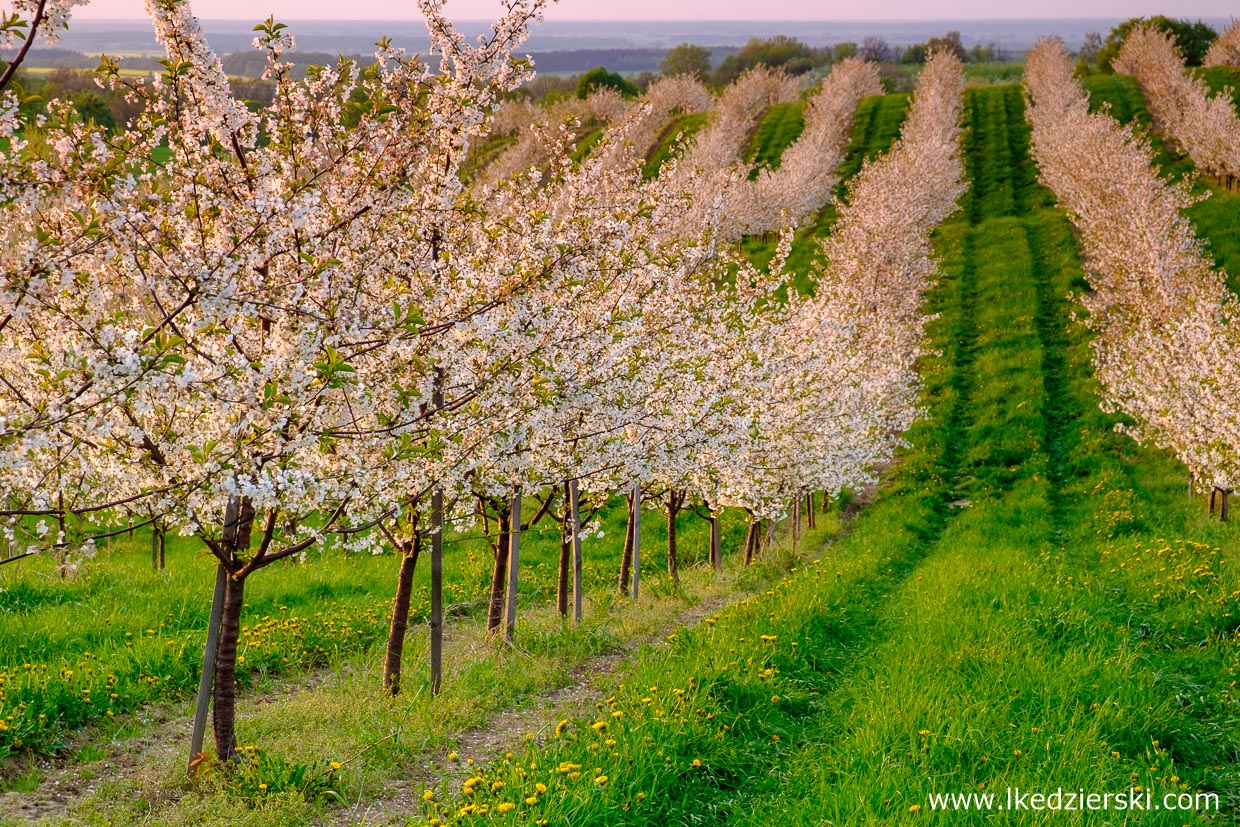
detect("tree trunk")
(1210, 487), (1218, 516)
(486, 501), (511, 636)
(618, 490), (635, 596)
(666, 490), (681, 586)
(1223, 490), (1231, 522)
(383, 533), (421, 696)
(211, 569), (247, 763)
(569, 480), (584, 624)
(557, 483), (571, 618)
(710, 513), (722, 572)
(430, 487), (444, 695)
(503, 491), (522, 644)
(209, 497), (255, 764)
(791, 498), (800, 550)
(631, 484), (641, 600)
(743, 518), (759, 565)
(188, 563), (227, 774)
(806, 493), (816, 529)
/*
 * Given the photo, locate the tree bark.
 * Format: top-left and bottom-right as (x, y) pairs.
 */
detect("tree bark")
(486, 500), (511, 636)
(383, 533), (421, 696)
(710, 513), (722, 572)
(1223, 490), (1231, 522)
(503, 491), (522, 644)
(791, 497), (800, 550)
(557, 483), (571, 618)
(211, 568), (247, 763)
(631, 484), (641, 600)
(209, 496), (255, 764)
(618, 490), (635, 596)
(743, 518), (759, 565)
(430, 487), (444, 695)
(806, 493), (816, 529)
(570, 479), (584, 624)
(666, 490), (682, 585)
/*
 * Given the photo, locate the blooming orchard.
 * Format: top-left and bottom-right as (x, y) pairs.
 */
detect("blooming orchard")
(1, 0), (967, 762)
(1113, 26), (1240, 183)
(1025, 38), (1240, 495)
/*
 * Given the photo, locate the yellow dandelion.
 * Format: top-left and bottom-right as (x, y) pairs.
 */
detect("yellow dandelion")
(535, 783), (547, 794)
(909, 804), (921, 813)
(691, 759), (702, 768)
(555, 719), (569, 737)
(330, 761), (343, 770)
(595, 775), (608, 786)
(496, 802), (515, 814)
(447, 752), (459, 762)
(423, 789), (435, 802)
(525, 796), (538, 805)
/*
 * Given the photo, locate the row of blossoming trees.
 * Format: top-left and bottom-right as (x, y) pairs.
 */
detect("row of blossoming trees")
(1113, 26), (1240, 188)
(1025, 39), (1240, 515)
(1, 0), (966, 763)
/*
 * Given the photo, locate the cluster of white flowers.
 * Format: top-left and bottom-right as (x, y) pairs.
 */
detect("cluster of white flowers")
(1026, 38), (1240, 492)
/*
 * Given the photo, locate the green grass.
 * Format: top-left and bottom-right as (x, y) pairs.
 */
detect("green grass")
(744, 100), (805, 174)
(408, 83), (1240, 827)
(0, 497), (752, 760)
(642, 111), (709, 180)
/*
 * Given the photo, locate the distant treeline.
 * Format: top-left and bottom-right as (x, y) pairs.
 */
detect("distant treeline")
(9, 46), (740, 78)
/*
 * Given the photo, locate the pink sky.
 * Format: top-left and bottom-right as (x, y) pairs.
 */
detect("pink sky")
(70, 0), (1240, 21)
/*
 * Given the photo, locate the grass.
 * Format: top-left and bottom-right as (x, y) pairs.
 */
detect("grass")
(744, 100), (805, 174)
(0, 496), (752, 760)
(641, 111), (709, 180)
(400, 83), (1240, 827)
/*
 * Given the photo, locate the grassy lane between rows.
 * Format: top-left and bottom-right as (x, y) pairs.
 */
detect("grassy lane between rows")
(395, 83), (1240, 827)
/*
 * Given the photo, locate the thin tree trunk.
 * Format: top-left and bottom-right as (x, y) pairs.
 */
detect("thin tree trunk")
(1210, 487), (1218, 517)
(486, 501), (511, 636)
(631, 484), (641, 600)
(806, 493), (816, 529)
(209, 497), (255, 764)
(383, 532), (421, 696)
(557, 483), (571, 618)
(710, 513), (722, 572)
(212, 569), (247, 763)
(666, 490), (681, 586)
(822, 491), (831, 515)
(570, 479), (583, 624)
(791, 498), (800, 550)
(618, 490), (635, 596)
(1223, 490), (1231, 522)
(743, 518), (759, 565)
(503, 491), (522, 644)
(430, 487), (444, 695)
(188, 563), (227, 774)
